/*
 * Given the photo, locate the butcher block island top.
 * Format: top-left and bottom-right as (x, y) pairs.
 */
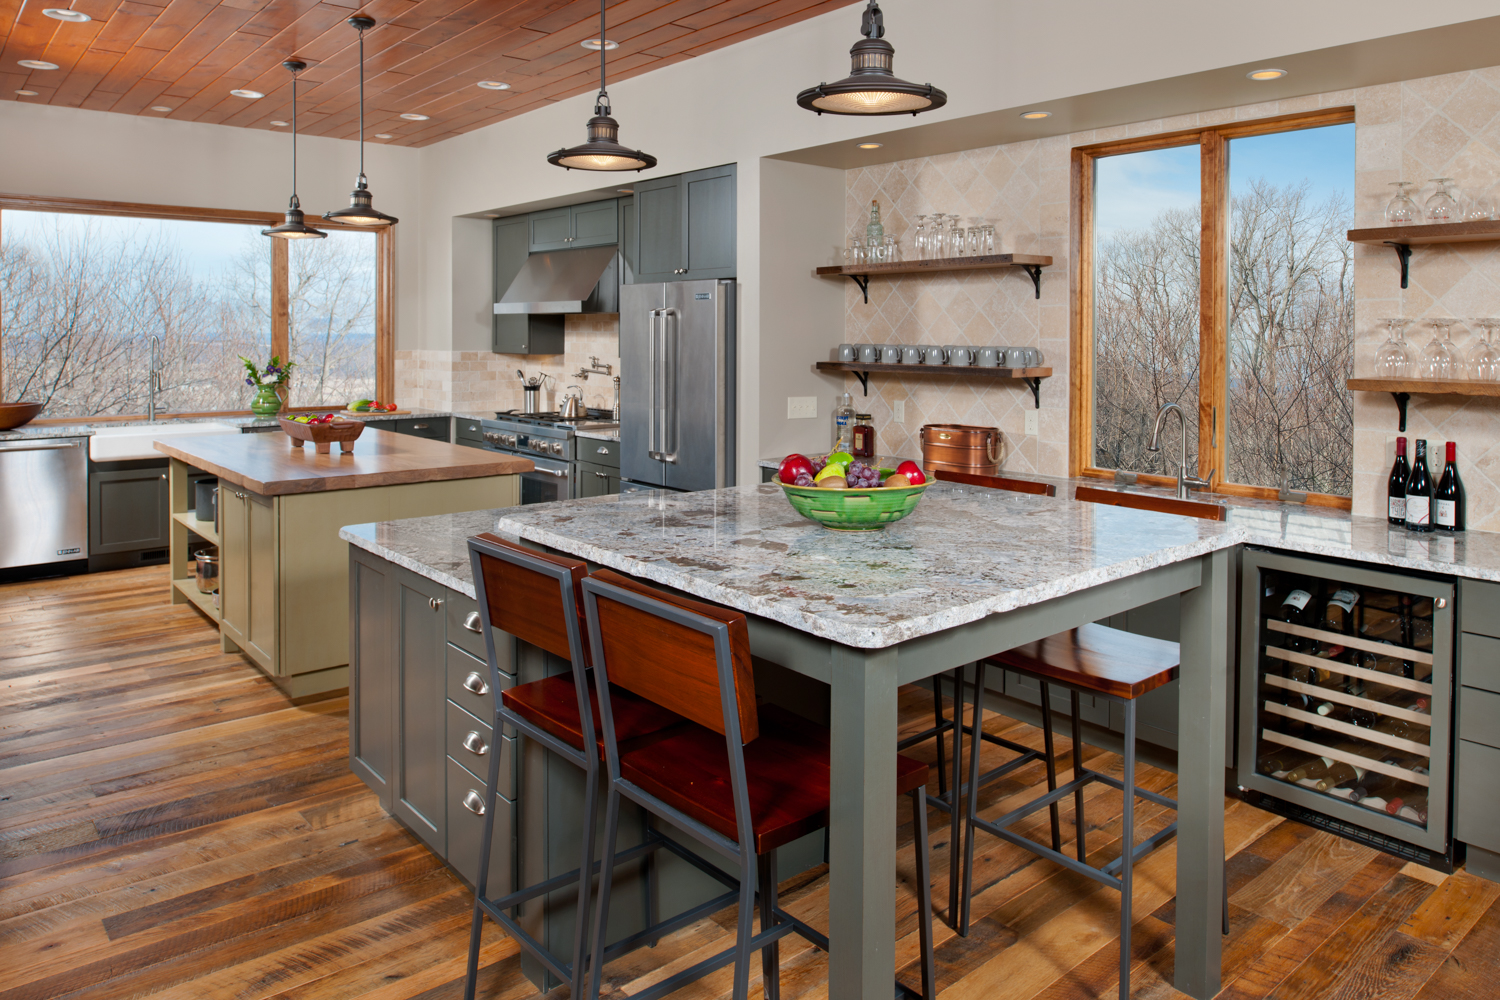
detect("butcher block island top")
(153, 427), (533, 495)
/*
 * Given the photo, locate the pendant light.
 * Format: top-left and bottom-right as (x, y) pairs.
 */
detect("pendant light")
(546, 0), (656, 171)
(262, 60), (326, 240)
(325, 15), (398, 226)
(796, 0), (946, 117)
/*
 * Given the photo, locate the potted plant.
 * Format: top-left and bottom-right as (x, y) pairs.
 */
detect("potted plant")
(240, 355), (296, 415)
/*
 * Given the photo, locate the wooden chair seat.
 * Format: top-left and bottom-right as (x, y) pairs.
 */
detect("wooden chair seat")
(984, 622), (1179, 701)
(501, 676), (685, 755)
(618, 703), (930, 855)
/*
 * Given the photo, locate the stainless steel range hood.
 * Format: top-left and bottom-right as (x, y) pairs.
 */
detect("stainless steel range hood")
(493, 245), (619, 315)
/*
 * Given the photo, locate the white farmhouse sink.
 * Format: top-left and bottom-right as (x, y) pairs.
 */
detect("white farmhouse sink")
(89, 422), (242, 462)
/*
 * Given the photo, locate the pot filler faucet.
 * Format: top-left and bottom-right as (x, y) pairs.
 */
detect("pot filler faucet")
(1147, 402), (1214, 499)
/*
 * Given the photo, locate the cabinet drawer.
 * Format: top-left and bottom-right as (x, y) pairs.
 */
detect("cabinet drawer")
(1461, 579), (1500, 640)
(1456, 738), (1500, 850)
(1460, 685), (1500, 750)
(1461, 632), (1500, 694)
(579, 439), (620, 471)
(397, 417), (448, 440)
(446, 588), (487, 661)
(447, 699), (514, 798)
(446, 755), (515, 893)
(447, 641), (512, 725)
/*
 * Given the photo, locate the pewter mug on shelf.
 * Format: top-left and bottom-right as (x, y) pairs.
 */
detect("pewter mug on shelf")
(903, 346), (924, 364)
(838, 343), (857, 363)
(859, 344), (880, 363)
(923, 346), (947, 365)
(881, 345), (903, 364)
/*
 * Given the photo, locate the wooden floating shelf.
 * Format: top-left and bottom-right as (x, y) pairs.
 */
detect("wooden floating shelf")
(816, 360), (1052, 406)
(1347, 377), (1500, 431)
(1347, 221), (1500, 289)
(814, 254), (1054, 302)
(172, 577), (221, 624)
(171, 510), (219, 546)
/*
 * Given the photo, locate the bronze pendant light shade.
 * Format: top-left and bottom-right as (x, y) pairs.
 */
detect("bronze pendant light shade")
(263, 60), (327, 240)
(325, 15), (398, 226)
(796, 0), (946, 116)
(547, 0), (656, 171)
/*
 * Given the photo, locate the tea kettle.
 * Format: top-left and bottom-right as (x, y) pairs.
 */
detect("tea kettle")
(559, 385), (585, 419)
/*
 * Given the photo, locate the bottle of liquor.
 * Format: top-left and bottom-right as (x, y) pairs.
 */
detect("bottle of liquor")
(1405, 439), (1434, 532)
(1388, 437), (1409, 525)
(1435, 441), (1466, 532)
(865, 199), (884, 246)
(832, 391), (855, 452)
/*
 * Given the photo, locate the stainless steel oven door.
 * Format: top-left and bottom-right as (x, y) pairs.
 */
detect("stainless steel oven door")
(517, 453), (572, 505)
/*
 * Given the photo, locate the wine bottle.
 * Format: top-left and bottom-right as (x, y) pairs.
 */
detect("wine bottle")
(1257, 749), (1313, 776)
(1283, 756), (1338, 783)
(1278, 588), (1313, 652)
(1388, 437), (1409, 525)
(1385, 790), (1429, 822)
(1435, 441), (1465, 532)
(1315, 761), (1365, 791)
(1325, 589), (1359, 635)
(1405, 440), (1433, 532)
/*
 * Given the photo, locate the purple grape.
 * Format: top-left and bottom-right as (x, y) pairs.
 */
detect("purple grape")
(795, 473), (815, 487)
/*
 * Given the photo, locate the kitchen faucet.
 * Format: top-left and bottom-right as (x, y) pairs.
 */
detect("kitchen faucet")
(1147, 402), (1214, 499)
(147, 335), (164, 422)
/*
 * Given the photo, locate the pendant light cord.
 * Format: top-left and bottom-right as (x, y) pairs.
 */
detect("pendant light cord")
(291, 69), (298, 204)
(599, 0), (606, 96)
(358, 25), (366, 179)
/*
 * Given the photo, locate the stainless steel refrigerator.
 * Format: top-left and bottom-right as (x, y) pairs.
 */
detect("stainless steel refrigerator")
(619, 279), (736, 493)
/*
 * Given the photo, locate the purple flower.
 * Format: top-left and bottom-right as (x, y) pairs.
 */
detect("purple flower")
(245, 377), (254, 386)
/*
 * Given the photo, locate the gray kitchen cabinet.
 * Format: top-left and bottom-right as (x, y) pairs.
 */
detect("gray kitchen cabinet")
(529, 200), (619, 252)
(362, 418), (397, 434)
(630, 165), (736, 283)
(455, 417), (486, 451)
(392, 564), (449, 852)
(529, 207), (572, 251)
(619, 196), (635, 282)
(632, 174), (683, 282)
(396, 416), (448, 441)
(218, 485), (276, 672)
(575, 461), (619, 498)
(1457, 578), (1500, 881)
(88, 465), (169, 555)
(350, 549), (395, 806)
(495, 215), (565, 355)
(446, 755), (516, 895)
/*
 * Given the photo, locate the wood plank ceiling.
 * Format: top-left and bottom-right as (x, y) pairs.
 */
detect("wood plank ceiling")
(0, 0), (861, 147)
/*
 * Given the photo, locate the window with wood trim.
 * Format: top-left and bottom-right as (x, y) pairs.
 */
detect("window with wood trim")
(1071, 109), (1356, 507)
(0, 195), (393, 420)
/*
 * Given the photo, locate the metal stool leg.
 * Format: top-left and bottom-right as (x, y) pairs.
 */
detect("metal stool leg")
(932, 673), (949, 798)
(759, 852), (780, 1000)
(464, 713), (511, 1000)
(1119, 701), (1136, 1000)
(569, 762), (600, 990)
(946, 665), (966, 929)
(1071, 690), (1086, 863)
(911, 786), (936, 1000)
(1038, 682), (1062, 853)
(586, 784), (624, 1000)
(959, 661), (986, 936)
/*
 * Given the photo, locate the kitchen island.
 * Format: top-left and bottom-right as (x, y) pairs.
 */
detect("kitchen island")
(158, 428), (531, 697)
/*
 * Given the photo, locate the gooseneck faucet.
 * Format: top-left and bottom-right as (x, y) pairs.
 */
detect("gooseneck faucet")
(1147, 402), (1214, 499)
(147, 335), (163, 422)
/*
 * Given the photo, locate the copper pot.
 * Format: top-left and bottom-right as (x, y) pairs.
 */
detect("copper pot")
(920, 423), (1002, 476)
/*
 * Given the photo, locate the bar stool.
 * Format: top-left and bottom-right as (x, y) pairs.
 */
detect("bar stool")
(462, 534), (685, 999)
(581, 568), (938, 1000)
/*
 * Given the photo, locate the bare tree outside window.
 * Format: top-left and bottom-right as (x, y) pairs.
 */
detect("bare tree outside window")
(287, 229), (377, 408)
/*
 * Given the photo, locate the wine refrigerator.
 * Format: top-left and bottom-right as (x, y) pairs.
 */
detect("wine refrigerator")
(1238, 548), (1455, 868)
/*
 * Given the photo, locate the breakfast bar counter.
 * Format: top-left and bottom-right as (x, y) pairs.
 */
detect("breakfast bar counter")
(342, 482), (1240, 999)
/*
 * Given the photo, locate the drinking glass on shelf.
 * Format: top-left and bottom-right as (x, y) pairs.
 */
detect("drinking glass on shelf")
(1419, 319), (1457, 378)
(952, 226), (967, 256)
(927, 214), (945, 258)
(1375, 318), (1413, 377)
(948, 217), (961, 259)
(1463, 184), (1495, 223)
(1425, 179), (1459, 223)
(1386, 182), (1419, 225)
(884, 235), (899, 262)
(982, 224), (996, 255)
(846, 237), (862, 266)
(966, 226), (982, 257)
(1468, 318), (1500, 380)
(912, 215), (927, 259)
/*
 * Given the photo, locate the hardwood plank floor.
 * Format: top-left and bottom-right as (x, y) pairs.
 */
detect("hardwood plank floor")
(3, 565), (1499, 999)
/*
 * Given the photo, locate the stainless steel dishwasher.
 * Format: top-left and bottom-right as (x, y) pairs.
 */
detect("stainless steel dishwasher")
(0, 437), (88, 570)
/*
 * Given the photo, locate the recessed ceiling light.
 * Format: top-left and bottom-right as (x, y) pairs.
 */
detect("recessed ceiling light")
(1246, 68), (1287, 81)
(399, 112), (428, 120)
(856, 142), (883, 149)
(42, 7), (90, 21)
(1019, 110), (1051, 120)
(230, 88), (264, 99)
(374, 133), (393, 138)
(18, 60), (59, 70)
(580, 38), (618, 50)
(150, 105), (173, 112)
(15, 89), (38, 96)
(269, 120), (288, 126)
(476, 80), (510, 90)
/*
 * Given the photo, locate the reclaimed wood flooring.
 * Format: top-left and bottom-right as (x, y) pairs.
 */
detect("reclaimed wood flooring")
(3, 565), (1499, 999)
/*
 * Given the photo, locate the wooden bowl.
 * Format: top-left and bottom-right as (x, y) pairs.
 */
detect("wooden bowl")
(278, 416), (365, 454)
(0, 402), (43, 430)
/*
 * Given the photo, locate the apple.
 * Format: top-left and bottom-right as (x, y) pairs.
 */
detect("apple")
(896, 460), (927, 485)
(779, 454), (814, 483)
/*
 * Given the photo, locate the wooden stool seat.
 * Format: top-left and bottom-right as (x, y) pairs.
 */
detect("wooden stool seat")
(985, 623), (1180, 701)
(502, 676), (685, 755)
(620, 703), (930, 855)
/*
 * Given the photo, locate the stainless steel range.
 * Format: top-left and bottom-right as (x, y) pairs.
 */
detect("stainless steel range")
(483, 408), (616, 504)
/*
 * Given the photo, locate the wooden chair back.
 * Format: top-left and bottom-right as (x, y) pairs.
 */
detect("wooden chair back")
(1073, 485), (1227, 522)
(933, 468), (1057, 497)
(583, 569), (759, 744)
(469, 532), (589, 663)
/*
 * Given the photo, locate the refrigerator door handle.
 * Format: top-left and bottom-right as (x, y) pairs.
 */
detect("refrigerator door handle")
(658, 308), (679, 464)
(647, 308), (666, 463)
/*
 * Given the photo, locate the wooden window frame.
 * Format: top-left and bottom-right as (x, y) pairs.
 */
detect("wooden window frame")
(0, 192), (395, 422)
(1069, 107), (1356, 511)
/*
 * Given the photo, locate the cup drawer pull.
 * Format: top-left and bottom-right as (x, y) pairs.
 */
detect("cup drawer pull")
(463, 611), (483, 633)
(462, 789), (486, 816)
(463, 672), (490, 696)
(463, 731), (489, 756)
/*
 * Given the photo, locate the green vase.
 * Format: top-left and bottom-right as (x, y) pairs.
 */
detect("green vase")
(250, 385), (283, 416)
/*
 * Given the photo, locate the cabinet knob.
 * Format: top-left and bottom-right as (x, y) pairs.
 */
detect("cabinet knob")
(463, 672), (490, 696)
(462, 789), (487, 816)
(463, 611), (484, 633)
(428, 596), (444, 611)
(462, 731), (489, 756)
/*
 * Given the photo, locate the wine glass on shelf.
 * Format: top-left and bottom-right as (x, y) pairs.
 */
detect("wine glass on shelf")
(1425, 179), (1459, 223)
(1386, 182), (1419, 225)
(927, 213), (945, 258)
(1442, 320), (1463, 369)
(884, 235), (899, 262)
(1468, 318), (1500, 380)
(1375, 318), (1413, 377)
(1419, 319), (1457, 379)
(912, 215), (927, 260)
(1463, 183), (1495, 223)
(948, 217), (961, 259)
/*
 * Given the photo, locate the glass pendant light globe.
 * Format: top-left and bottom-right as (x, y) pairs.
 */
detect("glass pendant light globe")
(325, 16), (398, 226)
(263, 60), (326, 241)
(796, 1), (946, 117)
(547, 0), (656, 172)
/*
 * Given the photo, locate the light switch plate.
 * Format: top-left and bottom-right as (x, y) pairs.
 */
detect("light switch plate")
(893, 400), (905, 424)
(787, 396), (818, 419)
(1025, 410), (1039, 436)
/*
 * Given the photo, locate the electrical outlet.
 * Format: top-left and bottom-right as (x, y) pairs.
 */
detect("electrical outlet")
(893, 400), (906, 424)
(1025, 410), (1039, 436)
(787, 396), (818, 419)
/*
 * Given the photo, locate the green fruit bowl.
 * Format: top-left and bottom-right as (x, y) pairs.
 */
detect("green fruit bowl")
(773, 476), (928, 531)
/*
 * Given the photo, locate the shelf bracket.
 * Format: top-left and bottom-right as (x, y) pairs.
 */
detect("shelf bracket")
(852, 369), (870, 396)
(1392, 391), (1410, 432)
(1021, 264), (1043, 299)
(1384, 241), (1412, 289)
(1024, 377), (1041, 409)
(846, 273), (871, 304)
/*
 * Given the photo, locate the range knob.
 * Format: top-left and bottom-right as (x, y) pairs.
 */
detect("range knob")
(504, 433), (518, 448)
(549, 441), (564, 455)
